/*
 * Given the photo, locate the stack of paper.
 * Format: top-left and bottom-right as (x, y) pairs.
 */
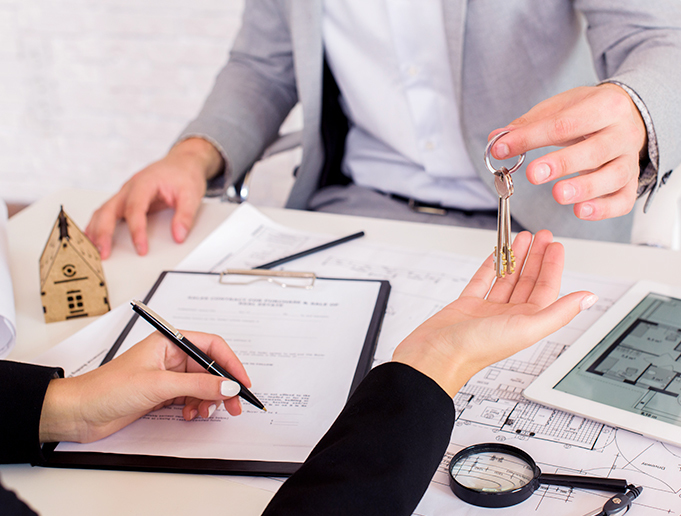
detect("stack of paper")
(0, 201), (16, 358)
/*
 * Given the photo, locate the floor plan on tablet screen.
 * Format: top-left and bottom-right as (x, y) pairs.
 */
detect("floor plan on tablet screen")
(556, 293), (681, 426)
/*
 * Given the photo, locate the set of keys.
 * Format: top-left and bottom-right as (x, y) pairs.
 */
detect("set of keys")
(484, 131), (525, 278)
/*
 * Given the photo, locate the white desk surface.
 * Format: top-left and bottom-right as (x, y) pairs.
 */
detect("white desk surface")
(2, 189), (680, 515)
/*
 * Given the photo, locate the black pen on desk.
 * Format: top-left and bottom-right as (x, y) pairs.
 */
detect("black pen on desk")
(130, 300), (267, 411)
(254, 231), (365, 270)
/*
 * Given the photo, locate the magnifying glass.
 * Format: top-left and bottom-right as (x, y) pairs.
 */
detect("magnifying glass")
(448, 443), (628, 508)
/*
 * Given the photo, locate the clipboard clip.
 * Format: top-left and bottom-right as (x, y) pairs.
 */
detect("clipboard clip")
(219, 269), (316, 289)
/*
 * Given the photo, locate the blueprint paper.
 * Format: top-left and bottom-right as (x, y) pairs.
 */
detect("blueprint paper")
(37, 204), (681, 514)
(181, 204), (681, 515)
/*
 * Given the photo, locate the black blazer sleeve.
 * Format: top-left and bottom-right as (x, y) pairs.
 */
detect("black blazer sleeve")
(262, 362), (456, 516)
(0, 484), (39, 516)
(1, 361), (63, 516)
(0, 361), (63, 465)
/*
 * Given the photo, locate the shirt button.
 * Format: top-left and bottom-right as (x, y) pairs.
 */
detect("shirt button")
(424, 141), (436, 150)
(407, 65), (419, 77)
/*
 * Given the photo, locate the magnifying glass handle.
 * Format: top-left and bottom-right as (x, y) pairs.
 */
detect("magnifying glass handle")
(539, 474), (628, 493)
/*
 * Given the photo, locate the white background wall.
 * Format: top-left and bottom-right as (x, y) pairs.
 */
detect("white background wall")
(0, 0), (297, 206)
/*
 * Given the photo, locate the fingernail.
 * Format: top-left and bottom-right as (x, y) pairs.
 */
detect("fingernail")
(189, 409), (198, 420)
(207, 404), (217, 418)
(561, 183), (576, 202)
(580, 294), (598, 311)
(534, 163), (551, 183)
(175, 225), (188, 243)
(220, 380), (241, 397)
(495, 142), (509, 159)
(579, 204), (594, 218)
(134, 241), (146, 255)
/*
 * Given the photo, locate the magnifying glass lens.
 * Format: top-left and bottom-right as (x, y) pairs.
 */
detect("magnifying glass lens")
(449, 443), (628, 508)
(450, 450), (534, 492)
(448, 444), (542, 507)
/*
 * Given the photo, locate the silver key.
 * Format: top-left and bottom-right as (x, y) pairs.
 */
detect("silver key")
(494, 167), (515, 277)
(484, 131), (526, 279)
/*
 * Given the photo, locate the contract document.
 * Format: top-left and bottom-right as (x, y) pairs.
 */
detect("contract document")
(47, 270), (390, 475)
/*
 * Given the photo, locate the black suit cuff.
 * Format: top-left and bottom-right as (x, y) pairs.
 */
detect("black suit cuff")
(0, 361), (64, 465)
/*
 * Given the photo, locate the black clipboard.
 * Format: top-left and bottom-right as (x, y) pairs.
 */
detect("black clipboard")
(42, 270), (390, 476)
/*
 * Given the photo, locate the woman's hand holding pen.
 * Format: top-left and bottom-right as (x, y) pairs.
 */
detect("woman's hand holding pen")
(39, 331), (251, 444)
(392, 230), (598, 397)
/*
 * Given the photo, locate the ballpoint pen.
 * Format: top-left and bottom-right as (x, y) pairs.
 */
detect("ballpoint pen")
(253, 231), (365, 269)
(131, 300), (267, 411)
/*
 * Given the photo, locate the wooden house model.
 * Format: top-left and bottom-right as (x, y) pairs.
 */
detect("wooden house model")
(39, 207), (110, 323)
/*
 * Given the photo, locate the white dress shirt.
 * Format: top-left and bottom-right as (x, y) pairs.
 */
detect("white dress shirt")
(322, 0), (498, 210)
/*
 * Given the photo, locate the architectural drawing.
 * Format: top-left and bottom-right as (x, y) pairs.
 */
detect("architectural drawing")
(177, 205), (681, 515)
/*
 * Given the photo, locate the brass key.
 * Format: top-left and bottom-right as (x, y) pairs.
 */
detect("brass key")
(484, 131), (526, 279)
(494, 167), (514, 277)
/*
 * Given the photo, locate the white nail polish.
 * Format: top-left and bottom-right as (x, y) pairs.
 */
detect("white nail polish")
(220, 380), (241, 397)
(207, 404), (217, 418)
(580, 294), (598, 311)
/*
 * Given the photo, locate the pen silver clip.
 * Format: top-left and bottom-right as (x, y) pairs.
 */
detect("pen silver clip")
(219, 269), (316, 289)
(131, 300), (183, 339)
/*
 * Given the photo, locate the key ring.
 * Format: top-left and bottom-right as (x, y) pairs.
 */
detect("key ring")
(484, 131), (526, 175)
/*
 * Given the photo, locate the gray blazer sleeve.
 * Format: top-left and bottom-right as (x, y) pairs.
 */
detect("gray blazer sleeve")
(178, 0), (299, 179)
(577, 0), (681, 196)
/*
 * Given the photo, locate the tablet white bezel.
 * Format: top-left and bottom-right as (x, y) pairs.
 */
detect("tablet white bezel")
(524, 280), (681, 447)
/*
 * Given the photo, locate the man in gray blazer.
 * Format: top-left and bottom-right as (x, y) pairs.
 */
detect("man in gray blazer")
(86, 0), (681, 258)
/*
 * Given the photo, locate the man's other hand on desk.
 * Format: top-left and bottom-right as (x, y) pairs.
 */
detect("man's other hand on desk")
(392, 230), (598, 397)
(86, 137), (224, 259)
(38, 331), (249, 444)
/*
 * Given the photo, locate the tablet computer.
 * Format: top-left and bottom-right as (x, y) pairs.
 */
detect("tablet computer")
(524, 280), (681, 447)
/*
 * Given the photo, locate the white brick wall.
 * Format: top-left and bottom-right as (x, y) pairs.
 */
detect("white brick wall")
(0, 0), (299, 205)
